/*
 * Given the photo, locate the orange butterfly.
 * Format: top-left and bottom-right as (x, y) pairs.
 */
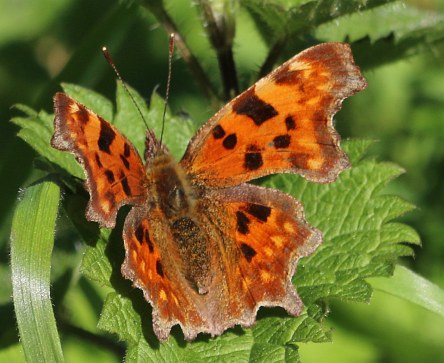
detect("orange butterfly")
(51, 43), (367, 341)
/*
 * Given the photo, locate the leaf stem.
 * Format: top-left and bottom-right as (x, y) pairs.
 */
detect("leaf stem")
(258, 37), (288, 79)
(197, 0), (239, 99)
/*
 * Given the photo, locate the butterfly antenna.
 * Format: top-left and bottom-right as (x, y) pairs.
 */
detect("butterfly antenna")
(159, 33), (175, 146)
(102, 47), (149, 130)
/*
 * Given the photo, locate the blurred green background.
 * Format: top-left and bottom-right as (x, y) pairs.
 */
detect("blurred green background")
(1, 0), (443, 362)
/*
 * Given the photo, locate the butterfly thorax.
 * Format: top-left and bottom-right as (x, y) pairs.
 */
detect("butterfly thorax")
(146, 151), (211, 294)
(146, 152), (195, 217)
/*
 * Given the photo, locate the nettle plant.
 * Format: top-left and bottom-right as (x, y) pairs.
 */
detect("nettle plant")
(10, 1), (444, 362)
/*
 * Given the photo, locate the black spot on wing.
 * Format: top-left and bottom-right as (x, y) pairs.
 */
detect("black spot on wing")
(135, 224), (154, 252)
(285, 115), (296, 130)
(135, 224), (144, 244)
(95, 153), (103, 168)
(212, 125), (226, 139)
(98, 118), (116, 154)
(233, 88), (278, 126)
(244, 144), (263, 170)
(273, 134), (291, 149)
(104, 169), (115, 183)
(222, 134), (237, 149)
(240, 243), (257, 262)
(236, 211), (250, 235)
(120, 154), (130, 170)
(246, 204), (271, 222)
(156, 260), (164, 277)
(123, 142), (131, 157)
(145, 229), (154, 252)
(120, 177), (131, 197)
(76, 107), (90, 125)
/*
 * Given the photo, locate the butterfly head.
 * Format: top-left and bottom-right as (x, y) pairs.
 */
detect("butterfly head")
(144, 128), (170, 162)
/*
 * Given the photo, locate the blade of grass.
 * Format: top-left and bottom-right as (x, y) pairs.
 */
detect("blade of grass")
(10, 180), (64, 362)
(369, 265), (444, 317)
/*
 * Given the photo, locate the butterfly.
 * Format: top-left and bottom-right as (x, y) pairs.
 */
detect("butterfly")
(51, 42), (367, 341)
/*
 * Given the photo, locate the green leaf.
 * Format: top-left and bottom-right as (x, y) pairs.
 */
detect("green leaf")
(113, 82), (151, 156)
(10, 180), (64, 362)
(352, 22), (444, 70)
(369, 265), (444, 318)
(145, 92), (196, 160)
(315, 4), (444, 70)
(262, 140), (420, 343)
(11, 104), (83, 180)
(242, 1), (444, 76)
(61, 83), (114, 122)
(98, 293), (201, 362)
(243, 0), (396, 45)
(81, 230), (113, 288)
(112, 81), (195, 159)
(241, 0), (398, 76)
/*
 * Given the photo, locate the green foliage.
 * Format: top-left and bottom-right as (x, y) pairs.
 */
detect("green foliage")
(10, 181), (64, 362)
(3, 0), (444, 362)
(11, 103), (84, 180)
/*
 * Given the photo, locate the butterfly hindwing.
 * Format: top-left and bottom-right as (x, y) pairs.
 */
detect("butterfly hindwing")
(181, 43), (367, 187)
(52, 93), (147, 228)
(121, 182), (322, 340)
(121, 206), (213, 341)
(196, 183), (322, 328)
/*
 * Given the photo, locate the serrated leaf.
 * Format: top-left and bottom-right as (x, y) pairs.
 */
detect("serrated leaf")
(242, 0), (396, 48)
(11, 104), (84, 179)
(113, 82), (151, 156)
(147, 92), (196, 160)
(258, 140), (420, 343)
(61, 83), (114, 121)
(113, 82), (195, 160)
(98, 293), (202, 362)
(251, 305), (331, 347)
(188, 331), (253, 362)
(81, 230), (113, 287)
(351, 19), (444, 70)
(242, 1), (444, 77)
(314, 4), (444, 70)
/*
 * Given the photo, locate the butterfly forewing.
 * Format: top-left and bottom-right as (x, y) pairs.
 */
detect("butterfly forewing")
(52, 93), (147, 228)
(181, 43), (367, 187)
